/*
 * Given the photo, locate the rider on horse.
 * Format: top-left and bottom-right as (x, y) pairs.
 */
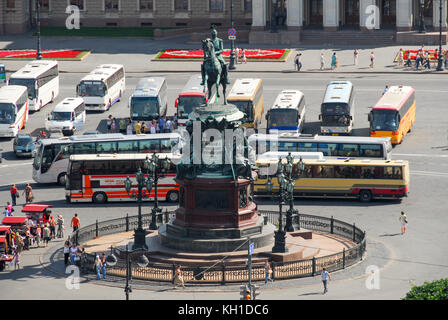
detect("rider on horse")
(201, 26), (230, 85)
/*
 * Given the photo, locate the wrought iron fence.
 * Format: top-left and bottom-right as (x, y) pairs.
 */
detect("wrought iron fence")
(71, 210), (366, 284)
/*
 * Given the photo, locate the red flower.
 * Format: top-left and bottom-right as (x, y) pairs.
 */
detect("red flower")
(158, 49), (286, 60)
(0, 49), (84, 59)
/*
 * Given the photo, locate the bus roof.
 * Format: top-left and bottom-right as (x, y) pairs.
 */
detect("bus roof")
(270, 90), (304, 110)
(80, 64), (124, 82)
(227, 78), (262, 101)
(323, 81), (353, 104)
(372, 86), (414, 111)
(257, 158), (408, 167)
(10, 60), (58, 79)
(52, 98), (84, 112)
(132, 77), (165, 98)
(0, 85), (28, 103)
(179, 74), (206, 96)
(69, 153), (179, 162)
(249, 133), (391, 145)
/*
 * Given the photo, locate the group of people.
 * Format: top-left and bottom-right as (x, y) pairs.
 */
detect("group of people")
(295, 49), (374, 71)
(107, 115), (178, 135)
(9, 183), (34, 207)
(399, 45), (448, 70)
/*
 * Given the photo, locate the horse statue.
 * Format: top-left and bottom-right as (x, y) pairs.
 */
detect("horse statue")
(201, 38), (228, 104)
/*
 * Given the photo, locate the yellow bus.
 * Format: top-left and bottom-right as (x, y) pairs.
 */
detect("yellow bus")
(227, 78), (264, 129)
(254, 158), (409, 202)
(368, 85), (415, 145)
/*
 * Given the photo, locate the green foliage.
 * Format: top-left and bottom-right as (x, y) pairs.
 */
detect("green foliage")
(403, 278), (448, 300)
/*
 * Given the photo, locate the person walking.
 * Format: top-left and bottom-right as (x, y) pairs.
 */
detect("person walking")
(42, 224), (51, 248)
(383, 85), (389, 95)
(63, 241), (70, 265)
(94, 255), (103, 280)
(354, 48), (359, 66)
(6, 202), (14, 216)
(369, 51), (375, 68)
(56, 215), (64, 239)
(49, 216), (56, 239)
(294, 54), (300, 71)
(398, 48), (404, 67)
(264, 261), (274, 284)
(159, 116), (165, 133)
(331, 53), (337, 70)
(70, 243), (79, 265)
(10, 184), (19, 206)
(71, 213), (80, 232)
(241, 49), (247, 64)
(399, 211), (408, 235)
(166, 118), (173, 133)
(13, 249), (20, 270)
(320, 52), (325, 70)
(3, 206), (9, 217)
(22, 184), (33, 204)
(321, 267), (331, 294)
(173, 265), (185, 289)
(119, 118), (127, 134)
(101, 253), (107, 279)
(415, 54), (422, 70)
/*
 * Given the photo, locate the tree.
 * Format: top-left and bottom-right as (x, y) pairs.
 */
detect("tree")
(403, 278), (448, 300)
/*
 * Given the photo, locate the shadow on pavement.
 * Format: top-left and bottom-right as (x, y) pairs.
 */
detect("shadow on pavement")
(378, 233), (402, 237)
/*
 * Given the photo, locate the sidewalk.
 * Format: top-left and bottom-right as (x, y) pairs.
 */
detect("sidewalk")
(1, 34), (447, 74)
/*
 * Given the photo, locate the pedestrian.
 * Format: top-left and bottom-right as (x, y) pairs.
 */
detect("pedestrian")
(415, 54), (422, 70)
(63, 240), (70, 265)
(294, 54), (300, 71)
(71, 213), (80, 232)
(35, 225), (41, 248)
(94, 255), (102, 280)
(56, 214), (64, 238)
(13, 249), (20, 270)
(398, 48), (404, 66)
(399, 211), (408, 235)
(235, 47), (239, 64)
(141, 121), (147, 134)
(10, 184), (19, 206)
(383, 85), (389, 95)
(173, 265), (185, 289)
(331, 52), (337, 70)
(22, 184), (33, 204)
(297, 53), (302, 71)
(42, 223), (51, 248)
(106, 115), (113, 133)
(150, 119), (157, 134)
(159, 116), (165, 133)
(173, 114), (178, 129)
(264, 261), (274, 284)
(424, 56), (431, 69)
(369, 51), (375, 68)
(101, 253), (107, 279)
(134, 120), (142, 135)
(70, 243), (79, 265)
(282, 0), (287, 26)
(404, 54), (412, 67)
(444, 50), (448, 68)
(119, 118), (127, 134)
(7, 202), (14, 216)
(49, 216), (56, 239)
(241, 49), (247, 64)
(166, 117), (173, 133)
(126, 119), (133, 135)
(321, 267), (331, 294)
(320, 52), (325, 70)
(354, 48), (359, 66)
(3, 206), (9, 217)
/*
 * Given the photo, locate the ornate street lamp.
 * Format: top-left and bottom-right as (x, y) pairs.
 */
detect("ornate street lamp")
(270, 0), (278, 33)
(36, 0), (43, 59)
(229, 0), (237, 70)
(419, 0), (426, 33)
(106, 246), (149, 301)
(436, 0), (444, 71)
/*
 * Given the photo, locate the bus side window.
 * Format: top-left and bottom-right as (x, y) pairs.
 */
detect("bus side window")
(360, 144), (381, 158)
(374, 167), (384, 179)
(393, 167), (402, 179)
(139, 141), (150, 153)
(298, 142), (317, 153)
(384, 166), (394, 179)
(303, 165), (312, 178)
(322, 166), (334, 178)
(279, 142), (295, 152)
(340, 144), (359, 157)
(361, 167), (374, 179)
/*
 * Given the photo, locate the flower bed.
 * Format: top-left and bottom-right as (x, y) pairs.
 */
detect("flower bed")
(394, 49), (441, 62)
(0, 49), (90, 60)
(154, 49), (291, 61)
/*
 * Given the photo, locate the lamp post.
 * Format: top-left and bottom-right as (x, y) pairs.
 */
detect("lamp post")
(36, 0), (43, 59)
(419, 0), (426, 33)
(284, 154), (304, 232)
(106, 245), (149, 301)
(436, 0), (445, 71)
(270, 0), (278, 33)
(229, 0), (236, 70)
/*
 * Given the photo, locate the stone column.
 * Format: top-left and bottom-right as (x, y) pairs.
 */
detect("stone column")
(323, 0), (339, 31)
(396, 0), (413, 31)
(287, 0), (303, 30)
(251, 0), (266, 30)
(360, 0), (379, 30)
(433, 0), (447, 31)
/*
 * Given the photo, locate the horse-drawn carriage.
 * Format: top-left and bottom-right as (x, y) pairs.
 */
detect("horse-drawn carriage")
(22, 204), (53, 225)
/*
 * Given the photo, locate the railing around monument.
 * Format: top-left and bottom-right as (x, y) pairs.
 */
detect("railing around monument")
(70, 210), (366, 284)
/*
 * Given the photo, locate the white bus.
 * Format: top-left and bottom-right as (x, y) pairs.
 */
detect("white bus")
(248, 133), (392, 160)
(77, 64), (125, 112)
(8, 60), (59, 111)
(266, 90), (306, 134)
(65, 153), (180, 204)
(0, 85), (29, 137)
(45, 97), (86, 136)
(32, 132), (181, 185)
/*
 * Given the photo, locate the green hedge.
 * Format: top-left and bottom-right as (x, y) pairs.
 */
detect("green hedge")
(403, 278), (448, 300)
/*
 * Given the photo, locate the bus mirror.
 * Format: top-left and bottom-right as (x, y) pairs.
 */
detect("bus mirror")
(175, 98), (178, 108)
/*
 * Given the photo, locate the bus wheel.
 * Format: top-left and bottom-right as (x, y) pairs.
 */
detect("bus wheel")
(166, 191), (179, 203)
(57, 173), (67, 186)
(93, 192), (107, 204)
(359, 190), (372, 203)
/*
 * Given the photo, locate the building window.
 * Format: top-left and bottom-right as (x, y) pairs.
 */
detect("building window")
(210, 0), (223, 11)
(105, 0), (119, 11)
(140, 0), (153, 10)
(6, 0), (15, 9)
(175, 0), (188, 11)
(69, 0), (84, 10)
(244, 0), (252, 12)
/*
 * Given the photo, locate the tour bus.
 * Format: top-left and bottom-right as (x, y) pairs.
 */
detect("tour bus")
(45, 97), (86, 136)
(319, 81), (355, 135)
(0, 85), (29, 137)
(257, 151), (324, 161)
(129, 77), (167, 129)
(254, 158), (409, 202)
(32, 132), (181, 185)
(248, 133), (392, 160)
(266, 90), (306, 134)
(0, 64), (5, 83)
(8, 60), (59, 111)
(77, 64), (125, 112)
(65, 153), (180, 204)
(175, 74), (211, 126)
(227, 78), (264, 129)
(368, 85), (416, 145)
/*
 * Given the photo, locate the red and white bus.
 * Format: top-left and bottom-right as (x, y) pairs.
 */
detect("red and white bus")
(65, 153), (180, 204)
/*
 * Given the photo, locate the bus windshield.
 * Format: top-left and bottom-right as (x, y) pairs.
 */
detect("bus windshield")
(9, 78), (36, 99)
(232, 101), (253, 120)
(268, 109), (298, 128)
(321, 103), (350, 115)
(52, 112), (72, 121)
(371, 109), (399, 131)
(131, 97), (160, 119)
(0, 103), (15, 124)
(79, 81), (106, 97)
(178, 96), (206, 118)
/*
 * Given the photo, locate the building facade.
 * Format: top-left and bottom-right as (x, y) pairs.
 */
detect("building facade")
(0, 0), (446, 34)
